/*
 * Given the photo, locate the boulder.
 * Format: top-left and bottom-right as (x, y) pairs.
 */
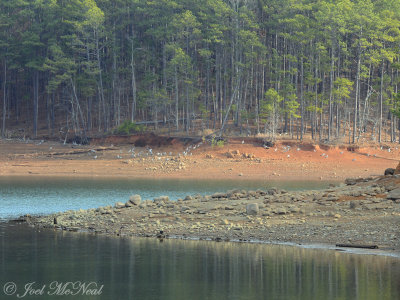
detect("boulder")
(395, 162), (400, 175)
(114, 202), (125, 209)
(387, 188), (400, 200)
(129, 194), (142, 205)
(246, 203), (259, 215)
(384, 168), (395, 176)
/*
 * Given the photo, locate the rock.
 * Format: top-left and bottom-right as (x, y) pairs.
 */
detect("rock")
(212, 192), (226, 198)
(394, 162), (400, 175)
(114, 202), (125, 209)
(232, 149), (240, 155)
(181, 206), (190, 212)
(129, 194), (142, 205)
(349, 201), (359, 209)
(125, 201), (134, 207)
(246, 203), (259, 215)
(184, 195), (193, 201)
(221, 219), (230, 225)
(206, 154), (214, 159)
(387, 188), (400, 200)
(345, 178), (357, 185)
(154, 196), (170, 203)
(384, 168), (395, 176)
(275, 208), (287, 215)
(225, 152), (234, 158)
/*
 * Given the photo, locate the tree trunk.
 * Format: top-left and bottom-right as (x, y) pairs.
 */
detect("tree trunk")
(33, 70), (39, 137)
(131, 40), (137, 122)
(2, 59), (6, 138)
(175, 65), (179, 131)
(353, 41), (361, 144)
(379, 60), (384, 143)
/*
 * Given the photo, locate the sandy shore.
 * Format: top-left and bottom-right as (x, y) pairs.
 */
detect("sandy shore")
(23, 175), (400, 255)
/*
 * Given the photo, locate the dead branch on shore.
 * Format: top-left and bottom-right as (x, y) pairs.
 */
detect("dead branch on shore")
(12, 147), (118, 158)
(336, 244), (378, 249)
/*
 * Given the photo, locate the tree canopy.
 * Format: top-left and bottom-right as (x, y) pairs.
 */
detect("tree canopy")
(1, 0), (400, 143)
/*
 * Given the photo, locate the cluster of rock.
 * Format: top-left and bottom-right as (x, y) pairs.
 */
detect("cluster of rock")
(122, 156), (188, 173)
(25, 174), (400, 249)
(225, 150), (256, 160)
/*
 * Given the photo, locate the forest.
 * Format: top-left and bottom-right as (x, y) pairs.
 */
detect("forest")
(1, 0), (400, 143)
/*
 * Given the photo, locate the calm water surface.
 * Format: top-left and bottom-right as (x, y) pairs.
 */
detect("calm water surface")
(0, 177), (398, 299)
(0, 176), (332, 219)
(0, 223), (399, 300)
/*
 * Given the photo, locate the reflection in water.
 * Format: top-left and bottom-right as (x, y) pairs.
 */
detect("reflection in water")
(1, 223), (399, 299)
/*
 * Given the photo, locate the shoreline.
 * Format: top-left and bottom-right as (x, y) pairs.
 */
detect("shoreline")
(23, 175), (400, 257)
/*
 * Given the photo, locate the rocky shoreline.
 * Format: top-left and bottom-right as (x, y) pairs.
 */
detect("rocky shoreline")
(22, 175), (400, 253)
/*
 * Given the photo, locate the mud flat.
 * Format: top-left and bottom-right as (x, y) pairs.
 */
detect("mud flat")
(23, 175), (400, 253)
(0, 138), (399, 181)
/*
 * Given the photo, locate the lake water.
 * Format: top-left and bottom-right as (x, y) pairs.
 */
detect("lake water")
(0, 177), (399, 299)
(0, 176), (333, 219)
(1, 223), (399, 300)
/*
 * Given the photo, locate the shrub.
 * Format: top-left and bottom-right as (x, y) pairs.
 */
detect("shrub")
(114, 121), (145, 135)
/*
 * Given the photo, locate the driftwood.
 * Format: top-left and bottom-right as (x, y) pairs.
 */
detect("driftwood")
(336, 244), (378, 249)
(13, 147), (117, 158)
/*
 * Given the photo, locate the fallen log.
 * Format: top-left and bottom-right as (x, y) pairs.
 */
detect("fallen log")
(13, 147), (117, 158)
(336, 243), (378, 249)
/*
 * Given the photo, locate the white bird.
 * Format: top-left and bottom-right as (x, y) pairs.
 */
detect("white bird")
(242, 140), (244, 144)
(287, 154), (290, 158)
(297, 148), (300, 151)
(94, 156), (97, 159)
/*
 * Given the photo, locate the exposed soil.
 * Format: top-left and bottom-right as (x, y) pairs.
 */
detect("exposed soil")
(0, 134), (398, 181)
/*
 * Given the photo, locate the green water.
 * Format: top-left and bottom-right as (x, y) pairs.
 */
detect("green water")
(0, 176), (333, 219)
(0, 223), (399, 300)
